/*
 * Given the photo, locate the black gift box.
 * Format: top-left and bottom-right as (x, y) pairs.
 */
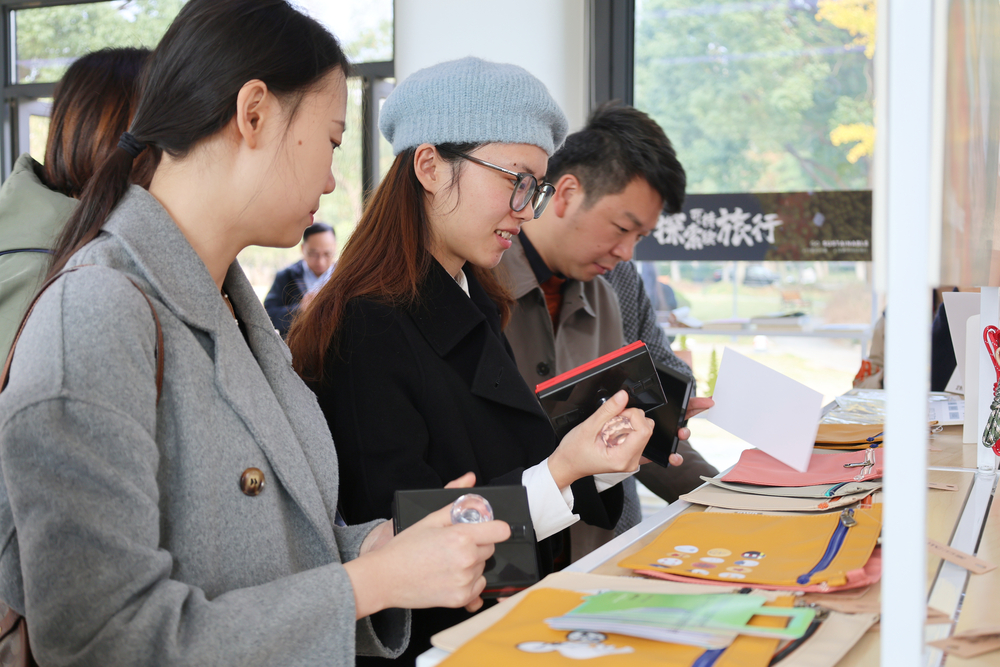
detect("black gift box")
(392, 485), (539, 598)
(535, 341), (693, 467)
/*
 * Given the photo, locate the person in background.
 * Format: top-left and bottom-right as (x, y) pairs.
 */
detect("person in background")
(640, 261), (678, 311)
(604, 259), (719, 505)
(0, 2), (507, 664)
(0, 47), (153, 361)
(501, 101), (715, 558)
(264, 221), (337, 336)
(288, 57), (661, 665)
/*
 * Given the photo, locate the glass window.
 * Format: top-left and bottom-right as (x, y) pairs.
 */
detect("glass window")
(296, 0), (393, 63)
(634, 0), (874, 194)
(378, 82), (396, 181)
(24, 99), (53, 163)
(633, 1), (879, 473)
(12, 0), (186, 84)
(321, 77), (366, 241)
(632, 0), (876, 329)
(8, 0), (392, 306)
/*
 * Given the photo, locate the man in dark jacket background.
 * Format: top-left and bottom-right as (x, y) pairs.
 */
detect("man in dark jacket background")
(264, 222), (337, 336)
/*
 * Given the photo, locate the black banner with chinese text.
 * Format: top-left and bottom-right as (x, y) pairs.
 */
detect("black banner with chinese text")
(634, 190), (872, 261)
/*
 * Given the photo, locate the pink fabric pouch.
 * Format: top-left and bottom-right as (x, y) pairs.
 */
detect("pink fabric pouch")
(721, 448), (883, 487)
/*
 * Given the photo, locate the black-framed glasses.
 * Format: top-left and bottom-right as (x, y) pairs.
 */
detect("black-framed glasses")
(453, 152), (555, 219)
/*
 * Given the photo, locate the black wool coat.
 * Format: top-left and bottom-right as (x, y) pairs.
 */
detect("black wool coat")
(309, 260), (623, 665)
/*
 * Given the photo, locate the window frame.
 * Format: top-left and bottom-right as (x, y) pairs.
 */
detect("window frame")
(589, 0), (634, 111)
(0, 0), (395, 188)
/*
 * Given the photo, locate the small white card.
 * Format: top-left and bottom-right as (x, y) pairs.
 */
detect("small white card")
(703, 348), (823, 472)
(942, 292), (980, 394)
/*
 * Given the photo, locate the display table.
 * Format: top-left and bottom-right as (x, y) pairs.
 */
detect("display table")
(660, 325), (873, 355)
(418, 425), (999, 666)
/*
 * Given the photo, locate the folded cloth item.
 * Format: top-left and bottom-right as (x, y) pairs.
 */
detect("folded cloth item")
(618, 503), (882, 590)
(721, 448), (883, 487)
(701, 477), (883, 499)
(680, 485), (872, 513)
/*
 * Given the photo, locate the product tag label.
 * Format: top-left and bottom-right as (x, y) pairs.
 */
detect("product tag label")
(928, 482), (958, 491)
(927, 538), (997, 574)
(928, 626), (1000, 658)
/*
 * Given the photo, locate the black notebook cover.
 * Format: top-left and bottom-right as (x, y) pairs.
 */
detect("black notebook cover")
(535, 341), (693, 467)
(392, 485), (540, 598)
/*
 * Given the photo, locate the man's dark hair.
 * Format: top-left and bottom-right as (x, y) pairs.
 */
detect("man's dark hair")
(303, 222), (335, 242)
(546, 101), (686, 214)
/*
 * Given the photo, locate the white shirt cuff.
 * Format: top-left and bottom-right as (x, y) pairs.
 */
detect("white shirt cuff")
(521, 459), (579, 541)
(593, 467), (640, 493)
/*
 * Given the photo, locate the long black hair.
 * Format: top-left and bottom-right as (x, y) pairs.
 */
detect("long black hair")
(48, 0), (350, 278)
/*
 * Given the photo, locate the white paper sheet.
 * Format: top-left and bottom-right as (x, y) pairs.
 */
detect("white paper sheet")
(942, 292), (980, 394)
(702, 348), (823, 472)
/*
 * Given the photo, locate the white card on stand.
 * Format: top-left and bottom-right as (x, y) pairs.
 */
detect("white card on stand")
(702, 348), (822, 472)
(943, 292), (980, 394)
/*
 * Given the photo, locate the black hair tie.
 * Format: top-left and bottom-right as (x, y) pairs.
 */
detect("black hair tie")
(117, 132), (147, 160)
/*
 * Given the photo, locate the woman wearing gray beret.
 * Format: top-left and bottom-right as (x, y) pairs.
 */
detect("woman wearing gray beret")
(0, 3), (511, 664)
(288, 56), (654, 664)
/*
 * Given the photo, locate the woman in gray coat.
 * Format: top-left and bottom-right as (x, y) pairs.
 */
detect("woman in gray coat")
(0, 1), (508, 664)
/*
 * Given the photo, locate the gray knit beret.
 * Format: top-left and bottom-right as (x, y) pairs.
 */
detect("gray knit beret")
(379, 56), (569, 156)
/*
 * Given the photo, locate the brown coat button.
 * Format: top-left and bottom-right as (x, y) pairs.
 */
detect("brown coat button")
(240, 468), (265, 496)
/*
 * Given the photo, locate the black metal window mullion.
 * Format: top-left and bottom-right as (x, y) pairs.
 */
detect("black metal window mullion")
(589, 0), (634, 112)
(0, 2), (395, 184)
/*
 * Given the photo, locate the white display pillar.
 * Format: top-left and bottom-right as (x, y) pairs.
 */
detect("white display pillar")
(393, 0), (588, 132)
(881, 0), (937, 663)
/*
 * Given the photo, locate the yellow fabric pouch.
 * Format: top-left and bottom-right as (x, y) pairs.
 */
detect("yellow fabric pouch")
(814, 423), (883, 450)
(440, 588), (793, 667)
(618, 504), (882, 589)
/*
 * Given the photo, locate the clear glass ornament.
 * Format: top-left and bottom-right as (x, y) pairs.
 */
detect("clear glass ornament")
(451, 493), (494, 524)
(600, 414), (634, 448)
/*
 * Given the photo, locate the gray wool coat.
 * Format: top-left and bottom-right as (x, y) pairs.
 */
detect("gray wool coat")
(0, 186), (408, 665)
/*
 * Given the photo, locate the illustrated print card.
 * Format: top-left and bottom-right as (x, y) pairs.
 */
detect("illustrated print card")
(439, 588), (789, 667)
